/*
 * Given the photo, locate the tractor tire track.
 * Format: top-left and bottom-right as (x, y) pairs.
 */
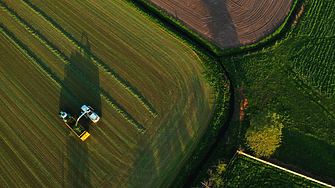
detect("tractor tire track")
(20, 0), (157, 117)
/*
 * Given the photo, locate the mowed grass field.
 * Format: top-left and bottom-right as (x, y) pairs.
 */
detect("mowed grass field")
(0, 0), (214, 187)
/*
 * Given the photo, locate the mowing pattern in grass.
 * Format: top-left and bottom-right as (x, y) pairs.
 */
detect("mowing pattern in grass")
(21, 0), (158, 117)
(0, 2), (145, 132)
(221, 0), (335, 182)
(223, 153), (328, 187)
(0, 0), (215, 187)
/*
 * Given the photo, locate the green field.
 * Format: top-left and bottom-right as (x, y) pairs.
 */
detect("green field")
(220, 0), (335, 183)
(222, 153), (327, 187)
(0, 0), (216, 187)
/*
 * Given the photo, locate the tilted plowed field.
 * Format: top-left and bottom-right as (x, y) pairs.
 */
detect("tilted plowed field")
(0, 0), (214, 187)
(147, 0), (293, 49)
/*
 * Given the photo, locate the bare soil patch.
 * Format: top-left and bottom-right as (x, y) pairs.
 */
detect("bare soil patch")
(148, 0), (293, 50)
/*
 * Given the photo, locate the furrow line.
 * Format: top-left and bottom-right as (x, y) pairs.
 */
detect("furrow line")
(0, 4), (146, 133)
(21, 0), (157, 117)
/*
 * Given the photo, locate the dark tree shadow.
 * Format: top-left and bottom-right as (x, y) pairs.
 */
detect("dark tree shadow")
(202, 0), (240, 49)
(125, 82), (211, 187)
(59, 32), (101, 187)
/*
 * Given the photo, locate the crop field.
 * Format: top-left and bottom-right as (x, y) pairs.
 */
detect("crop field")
(221, 0), (335, 184)
(0, 0), (215, 187)
(223, 153), (328, 187)
(147, 0), (293, 49)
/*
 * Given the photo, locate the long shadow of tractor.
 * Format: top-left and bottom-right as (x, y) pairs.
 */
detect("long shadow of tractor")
(59, 32), (101, 187)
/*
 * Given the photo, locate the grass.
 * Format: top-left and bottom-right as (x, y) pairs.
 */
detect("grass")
(221, 153), (328, 187)
(219, 0), (335, 184)
(0, 0), (218, 187)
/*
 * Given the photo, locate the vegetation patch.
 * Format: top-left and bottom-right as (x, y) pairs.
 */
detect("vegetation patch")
(186, 0), (335, 186)
(213, 153), (328, 187)
(0, 0), (222, 187)
(245, 110), (284, 158)
(220, 0), (335, 184)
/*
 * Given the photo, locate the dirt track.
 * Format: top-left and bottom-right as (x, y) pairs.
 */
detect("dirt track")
(148, 0), (293, 50)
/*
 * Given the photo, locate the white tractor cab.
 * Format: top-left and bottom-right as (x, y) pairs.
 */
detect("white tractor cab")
(78, 105), (100, 124)
(59, 110), (72, 122)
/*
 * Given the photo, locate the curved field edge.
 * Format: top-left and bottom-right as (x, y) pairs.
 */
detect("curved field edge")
(1, 3), (216, 188)
(169, 83), (230, 188)
(1, 1), (227, 188)
(127, 0), (306, 187)
(130, 0), (303, 57)
(127, 0), (223, 56)
(214, 0), (335, 186)
(117, 0), (231, 187)
(156, 0), (305, 187)
(221, 0), (304, 56)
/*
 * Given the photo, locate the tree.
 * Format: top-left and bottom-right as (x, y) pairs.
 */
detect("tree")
(245, 110), (283, 158)
(201, 161), (227, 188)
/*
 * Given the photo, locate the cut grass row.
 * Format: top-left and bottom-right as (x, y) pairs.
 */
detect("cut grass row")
(0, 1), (146, 133)
(106, 0), (232, 187)
(1, 0), (216, 187)
(0, 22), (139, 158)
(0, 15), (142, 165)
(20, 0), (158, 117)
(0, 49), (136, 187)
(1, 22), (149, 187)
(0, 0), (156, 123)
(0, 33), (72, 187)
(24, 0), (200, 118)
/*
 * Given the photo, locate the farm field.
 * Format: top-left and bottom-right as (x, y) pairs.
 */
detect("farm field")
(0, 0), (216, 187)
(220, 0), (335, 184)
(222, 152), (328, 187)
(147, 0), (293, 49)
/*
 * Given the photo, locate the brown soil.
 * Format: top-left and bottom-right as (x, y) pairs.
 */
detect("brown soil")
(148, 0), (293, 50)
(236, 87), (247, 121)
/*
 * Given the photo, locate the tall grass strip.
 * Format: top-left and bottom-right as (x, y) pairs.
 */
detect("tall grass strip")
(0, 2), (146, 133)
(20, 0), (157, 117)
(0, 23), (77, 105)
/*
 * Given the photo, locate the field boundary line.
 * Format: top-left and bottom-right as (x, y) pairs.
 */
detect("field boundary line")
(0, 2), (146, 133)
(237, 150), (335, 188)
(19, 0), (157, 117)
